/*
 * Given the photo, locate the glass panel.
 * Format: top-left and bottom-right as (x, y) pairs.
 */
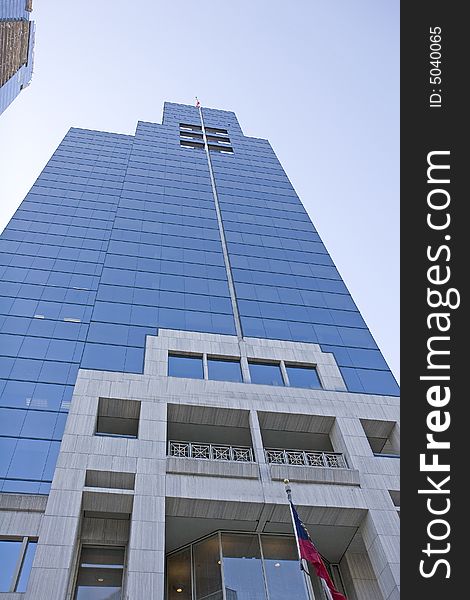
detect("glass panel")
(286, 365), (322, 389)
(0, 539), (22, 592)
(207, 358), (242, 383)
(193, 535), (223, 600)
(261, 535), (309, 600)
(248, 362), (284, 386)
(168, 354), (203, 379)
(74, 546), (125, 600)
(15, 540), (38, 592)
(167, 547), (192, 600)
(221, 533), (267, 600)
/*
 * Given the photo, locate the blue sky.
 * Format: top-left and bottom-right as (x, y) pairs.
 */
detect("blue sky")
(0, 0), (400, 380)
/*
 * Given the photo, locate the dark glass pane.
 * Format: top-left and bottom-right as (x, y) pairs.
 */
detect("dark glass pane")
(0, 539), (22, 591)
(168, 354), (203, 379)
(221, 533), (267, 600)
(286, 365), (322, 389)
(74, 546), (125, 600)
(166, 548), (192, 600)
(248, 362), (284, 386)
(193, 534), (223, 600)
(207, 358), (242, 383)
(15, 540), (38, 592)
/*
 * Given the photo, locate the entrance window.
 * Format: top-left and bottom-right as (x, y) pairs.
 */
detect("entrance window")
(167, 547), (192, 600)
(74, 546), (125, 600)
(261, 535), (309, 600)
(193, 535), (223, 600)
(221, 534), (267, 600)
(166, 532), (339, 600)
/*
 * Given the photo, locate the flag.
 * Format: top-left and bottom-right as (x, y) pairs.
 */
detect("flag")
(195, 97), (201, 108)
(290, 501), (347, 600)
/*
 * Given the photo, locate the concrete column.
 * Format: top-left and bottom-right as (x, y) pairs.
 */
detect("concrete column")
(360, 510), (400, 600)
(124, 401), (167, 599)
(25, 466), (85, 600)
(331, 416), (374, 470)
(248, 409), (270, 483)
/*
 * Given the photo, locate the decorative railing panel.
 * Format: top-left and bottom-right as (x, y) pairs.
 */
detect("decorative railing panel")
(265, 448), (347, 469)
(169, 441), (254, 463)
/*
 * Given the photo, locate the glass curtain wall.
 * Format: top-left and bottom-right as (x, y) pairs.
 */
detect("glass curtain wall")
(166, 533), (328, 600)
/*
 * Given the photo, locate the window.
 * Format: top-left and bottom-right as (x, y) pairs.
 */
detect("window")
(0, 537), (37, 592)
(222, 534), (267, 600)
(208, 144), (234, 154)
(167, 547), (192, 599)
(95, 397), (140, 438)
(166, 533), (318, 600)
(285, 364), (322, 389)
(180, 140), (204, 150)
(205, 126), (228, 135)
(207, 357), (242, 383)
(248, 361), (284, 386)
(74, 546), (125, 600)
(261, 535), (310, 600)
(168, 354), (203, 379)
(179, 123), (202, 132)
(193, 536), (223, 600)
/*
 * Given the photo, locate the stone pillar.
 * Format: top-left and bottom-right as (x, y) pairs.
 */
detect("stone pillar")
(248, 409), (270, 483)
(124, 401), (167, 599)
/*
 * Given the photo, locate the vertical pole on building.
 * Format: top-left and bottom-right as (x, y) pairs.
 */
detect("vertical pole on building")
(284, 480), (317, 600)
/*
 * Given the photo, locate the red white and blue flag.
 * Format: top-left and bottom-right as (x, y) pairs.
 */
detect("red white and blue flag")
(290, 501), (347, 600)
(195, 97), (201, 108)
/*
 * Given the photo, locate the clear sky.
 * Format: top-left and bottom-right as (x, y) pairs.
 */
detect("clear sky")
(0, 0), (400, 381)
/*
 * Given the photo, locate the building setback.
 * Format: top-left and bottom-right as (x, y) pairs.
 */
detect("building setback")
(0, 0), (35, 115)
(0, 103), (399, 599)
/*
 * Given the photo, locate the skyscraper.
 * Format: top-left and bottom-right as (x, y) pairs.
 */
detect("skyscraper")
(0, 103), (399, 599)
(0, 0), (35, 115)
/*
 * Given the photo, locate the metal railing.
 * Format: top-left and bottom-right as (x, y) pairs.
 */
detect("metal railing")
(168, 441), (254, 463)
(265, 448), (347, 469)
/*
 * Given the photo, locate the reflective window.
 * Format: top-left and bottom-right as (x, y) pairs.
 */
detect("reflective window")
(286, 365), (322, 389)
(222, 534), (267, 600)
(0, 539), (22, 592)
(74, 546), (125, 600)
(15, 540), (38, 592)
(261, 535), (309, 600)
(207, 357), (242, 383)
(7, 438), (50, 479)
(165, 533), (327, 600)
(168, 354), (203, 379)
(0, 538), (37, 593)
(248, 361), (284, 386)
(0, 437), (16, 477)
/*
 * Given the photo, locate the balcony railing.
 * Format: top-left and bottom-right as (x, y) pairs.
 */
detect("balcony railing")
(168, 441), (254, 463)
(265, 448), (347, 469)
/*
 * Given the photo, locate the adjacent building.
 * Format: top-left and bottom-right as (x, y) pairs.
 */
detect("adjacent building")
(0, 102), (399, 599)
(0, 0), (35, 115)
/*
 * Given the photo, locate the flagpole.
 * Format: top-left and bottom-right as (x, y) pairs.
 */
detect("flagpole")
(284, 479), (317, 600)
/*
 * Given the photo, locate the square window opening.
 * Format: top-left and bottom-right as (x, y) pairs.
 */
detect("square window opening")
(95, 397), (140, 438)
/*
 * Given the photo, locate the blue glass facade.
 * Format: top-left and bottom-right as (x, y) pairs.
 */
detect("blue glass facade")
(0, 1), (35, 115)
(0, 102), (398, 494)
